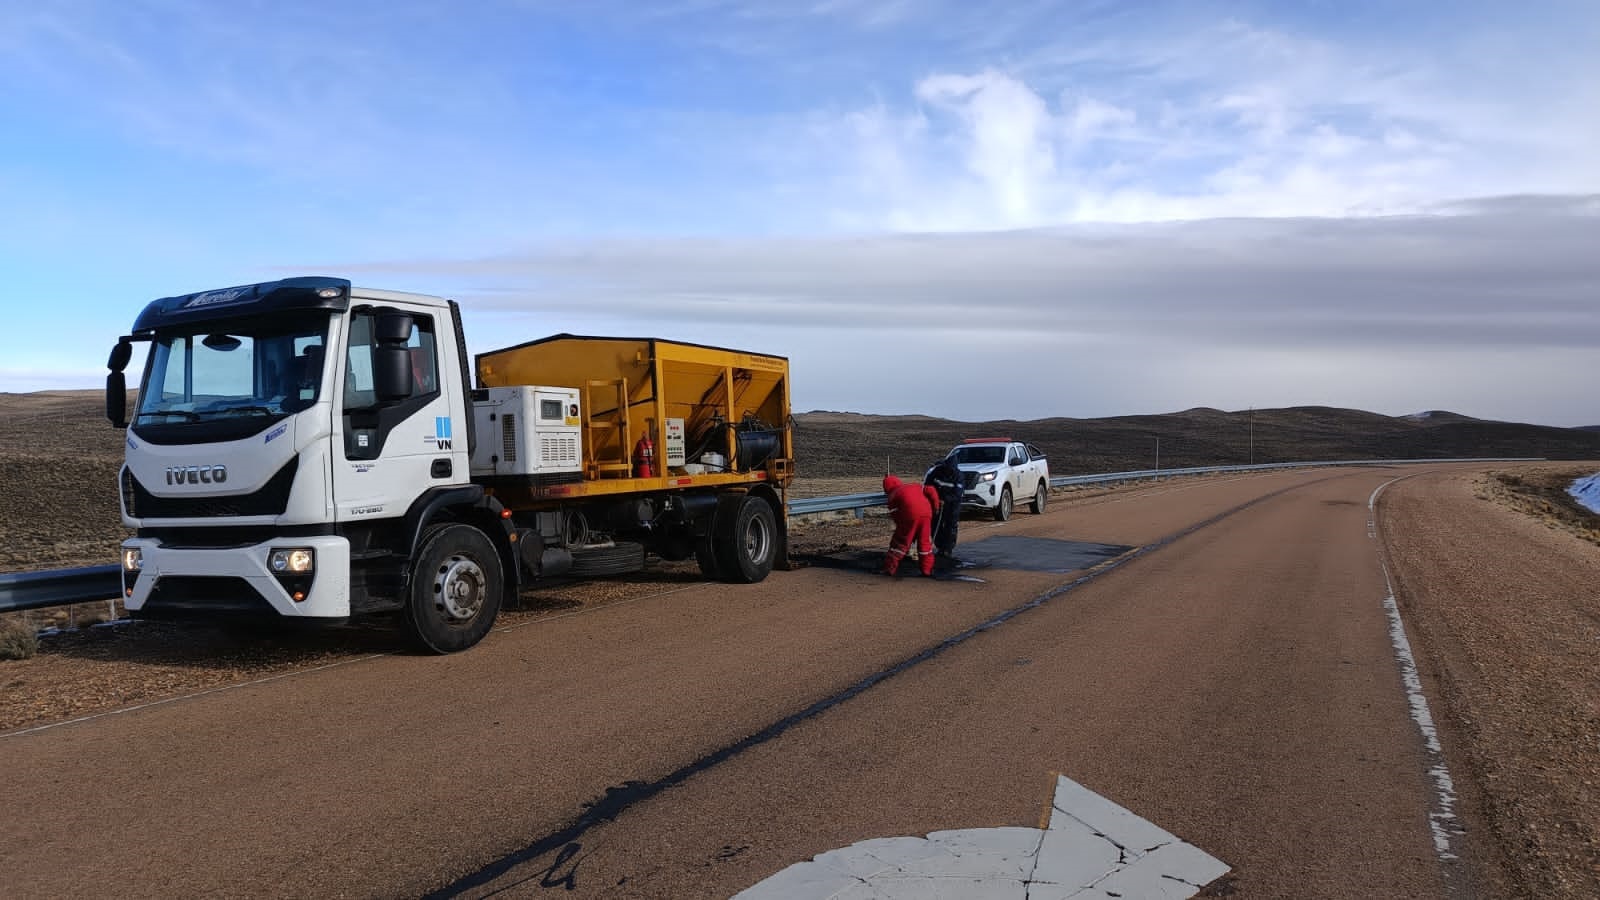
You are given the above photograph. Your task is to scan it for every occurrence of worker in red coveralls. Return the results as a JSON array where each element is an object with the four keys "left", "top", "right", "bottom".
[{"left": 880, "top": 474, "right": 941, "bottom": 576}]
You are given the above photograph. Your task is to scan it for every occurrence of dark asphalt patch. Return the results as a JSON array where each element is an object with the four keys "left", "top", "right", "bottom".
[
  {"left": 793, "top": 550, "right": 989, "bottom": 582},
  {"left": 795, "top": 536, "right": 1131, "bottom": 579},
  {"left": 955, "top": 536, "right": 1133, "bottom": 573}
]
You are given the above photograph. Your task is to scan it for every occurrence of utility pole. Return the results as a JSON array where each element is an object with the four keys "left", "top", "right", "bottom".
[
  {"left": 1154, "top": 437, "right": 1160, "bottom": 479},
  {"left": 1249, "top": 406, "right": 1255, "bottom": 466}
]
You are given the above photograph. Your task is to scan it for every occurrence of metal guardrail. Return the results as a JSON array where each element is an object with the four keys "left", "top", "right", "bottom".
[
  {"left": 787, "top": 492, "right": 887, "bottom": 516},
  {"left": 0, "top": 457, "right": 1543, "bottom": 615},
  {"left": 0, "top": 565, "right": 122, "bottom": 614}
]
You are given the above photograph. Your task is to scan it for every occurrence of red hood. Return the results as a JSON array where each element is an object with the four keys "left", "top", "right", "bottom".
[{"left": 882, "top": 475, "right": 903, "bottom": 493}]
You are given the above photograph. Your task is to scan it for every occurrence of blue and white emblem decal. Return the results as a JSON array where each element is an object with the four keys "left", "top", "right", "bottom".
[
  {"left": 264, "top": 423, "right": 288, "bottom": 444},
  {"left": 432, "top": 416, "right": 453, "bottom": 450}
]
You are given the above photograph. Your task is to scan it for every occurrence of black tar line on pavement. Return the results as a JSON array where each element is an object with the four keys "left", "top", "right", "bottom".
[{"left": 426, "top": 472, "right": 1348, "bottom": 898}]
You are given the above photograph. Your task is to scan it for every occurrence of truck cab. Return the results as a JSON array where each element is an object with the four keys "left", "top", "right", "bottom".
[
  {"left": 946, "top": 438, "right": 1050, "bottom": 521},
  {"left": 109, "top": 278, "right": 514, "bottom": 651}
]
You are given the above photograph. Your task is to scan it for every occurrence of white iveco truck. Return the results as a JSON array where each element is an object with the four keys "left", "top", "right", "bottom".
[{"left": 106, "top": 277, "right": 794, "bottom": 652}]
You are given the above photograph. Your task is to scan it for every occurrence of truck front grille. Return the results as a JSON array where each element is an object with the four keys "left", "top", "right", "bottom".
[
  {"left": 123, "top": 457, "right": 299, "bottom": 519},
  {"left": 963, "top": 471, "right": 979, "bottom": 489}
]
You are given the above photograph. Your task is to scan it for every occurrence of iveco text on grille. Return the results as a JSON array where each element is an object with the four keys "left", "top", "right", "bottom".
[{"left": 165, "top": 465, "right": 227, "bottom": 485}]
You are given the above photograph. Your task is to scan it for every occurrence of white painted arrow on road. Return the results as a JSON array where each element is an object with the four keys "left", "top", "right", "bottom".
[{"left": 735, "top": 774, "right": 1229, "bottom": 899}]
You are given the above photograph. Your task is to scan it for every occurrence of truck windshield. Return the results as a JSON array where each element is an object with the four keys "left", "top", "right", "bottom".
[
  {"left": 951, "top": 446, "right": 1007, "bottom": 465},
  {"left": 135, "top": 314, "right": 330, "bottom": 429}
]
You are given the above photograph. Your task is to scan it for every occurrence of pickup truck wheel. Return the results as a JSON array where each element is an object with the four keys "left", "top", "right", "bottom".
[
  {"left": 994, "top": 485, "right": 1013, "bottom": 521},
  {"left": 403, "top": 523, "right": 503, "bottom": 654},
  {"left": 715, "top": 495, "right": 777, "bottom": 584},
  {"left": 1031, "top": 481, "right": 1047, "bottom": 514}
]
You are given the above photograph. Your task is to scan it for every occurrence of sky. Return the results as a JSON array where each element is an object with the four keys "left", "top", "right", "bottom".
[{"left": 1, "top": 0, "right": 1597, "bottom": 426}]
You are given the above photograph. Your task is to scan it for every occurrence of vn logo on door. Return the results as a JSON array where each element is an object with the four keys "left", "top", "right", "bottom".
[{"left": 432, "top": 417, "right": 453, "bottom": 450}]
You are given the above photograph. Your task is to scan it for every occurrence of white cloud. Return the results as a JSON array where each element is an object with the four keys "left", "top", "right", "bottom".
[
  {"left": 915, "top": 70, "right": 1058, "bottom": 226},
  {"left": 788, "top": 12, "right": 1600, "bottom": 230},
  {"left": 1064, "top": 97, "right": 1135, "bottom": 143}
]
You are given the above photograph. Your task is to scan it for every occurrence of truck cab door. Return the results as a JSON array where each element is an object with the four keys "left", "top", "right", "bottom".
[{"left": 331, "top": 304, "right": 466, "bottom": 521}]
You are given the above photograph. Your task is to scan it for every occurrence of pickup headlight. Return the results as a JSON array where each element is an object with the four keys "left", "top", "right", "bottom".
[
  {"left": 121, "top": 547, "right": 143, "bottom": 572},
  {"left": 977, "top": 471, "right": 997, "bottom": 482}
]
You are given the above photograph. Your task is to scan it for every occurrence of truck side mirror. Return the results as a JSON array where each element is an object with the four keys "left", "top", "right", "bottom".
[
  {"left": 106, "top": 370, "right": 127, "bottom": 427},
  {"left": 376, "top": 309, "right": 414, "bottom": 343},
  {"left": 374, "top": 345, "right": 412, "bottom": 402},
  {"left": 373, "top": 309, "right": 414, "bottom": 403},
  {"left": 106, "top": 339, "right": 133, "bottom": 428}
]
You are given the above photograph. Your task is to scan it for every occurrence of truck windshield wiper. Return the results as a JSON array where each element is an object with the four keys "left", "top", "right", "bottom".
[
  {"left": 142, "top": 410, "right": 202, "bottom": 422},
  {"left": 216, "top": 405, "right": 276, "bottom": 416}
]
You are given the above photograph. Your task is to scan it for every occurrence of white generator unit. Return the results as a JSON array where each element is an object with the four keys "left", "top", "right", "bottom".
[{"left": 470, "top": 386, "right": 583, "bottom": 477}]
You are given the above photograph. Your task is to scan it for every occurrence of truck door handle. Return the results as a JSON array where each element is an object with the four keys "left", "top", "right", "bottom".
[{"left": 431, "top": 458, "right": 453, "bottom": 479}]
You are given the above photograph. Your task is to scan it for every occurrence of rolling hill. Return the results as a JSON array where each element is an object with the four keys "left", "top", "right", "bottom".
[{"left": 794, "top": 405, "right": 1600, "bottom": 478}]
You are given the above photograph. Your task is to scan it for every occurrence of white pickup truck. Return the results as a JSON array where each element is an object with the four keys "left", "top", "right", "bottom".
[{"left": 946, "top": 438, "right": 1050, "bottom": 521}]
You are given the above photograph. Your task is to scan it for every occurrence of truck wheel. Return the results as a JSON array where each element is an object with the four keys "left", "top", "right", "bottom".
[
  {"left": 1031, "top": 481, "right": 1047, "bottom": 514},
  {"left": 994, "top": 485, "right": 1013, "bottom": 521},
  {"left": 403, "top": 523, "right": 503, "bottom": 654},
  {"left": 569, "top": 541, "right": 646, "bottom": 577},
  {"left": 714, "top": 495, "right": 777, "bottom": 583},
  {"left": 694, "top": 537, "right": 721, "bottom": 580}
]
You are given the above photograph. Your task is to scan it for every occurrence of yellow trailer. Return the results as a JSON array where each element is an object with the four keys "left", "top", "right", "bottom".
[{"left": 471, "top": 334, "right": 793, "bottom": 583}]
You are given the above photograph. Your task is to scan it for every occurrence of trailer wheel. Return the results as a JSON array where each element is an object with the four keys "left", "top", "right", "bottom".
[
  {"left": 403, "top": 523, "right": 503, "bottom": 654},
  {"left": 569, "top": 541, "right": 646, "bottom": 577},
  {"left": 994, "top": 485, "right": 1013, "bottom": 521},
  {"left": 715, "top": 495, "right": 777, "bottom": 584},
  {"left": 1031, "top": 481, "right": 1047, "bottom": 514}
]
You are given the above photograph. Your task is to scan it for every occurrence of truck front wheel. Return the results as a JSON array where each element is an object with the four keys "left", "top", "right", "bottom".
[
  {"left": 403, "top": 523, "right": 503, "bottom": 653},
  {"left": 994, "top": 485, "right": 1013, "bottom": 521}
]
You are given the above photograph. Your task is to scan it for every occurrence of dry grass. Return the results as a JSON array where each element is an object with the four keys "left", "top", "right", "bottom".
[
  {"left": 1477, "top": 466, "right": 1600, "bottom": 547},
  {"left": 0, "top": 616, "right": 39, "bottom": 660}
]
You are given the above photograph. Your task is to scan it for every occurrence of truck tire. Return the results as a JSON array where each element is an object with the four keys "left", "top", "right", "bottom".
[
  {"left": 569, "top": 541, "right": 646, "bottom": 577},
  {"left": 994, "top": 485, "right": 1013, "bottom": 521},
  {"left": 1031, "top": 481, "right": 1047, "bottom": 514},
  {"left": 694, "top": 537, "right": 721, "bottom": 580},
  {"left": 403, "top": 523, "right": 503, "bottom": 654},
  {"left": 713, "top": 495, "right": 777, "bottom": 584}
]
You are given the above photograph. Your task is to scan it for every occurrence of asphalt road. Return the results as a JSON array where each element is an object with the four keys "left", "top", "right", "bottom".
[{"left": 2, "top": 467, "right": 1474, "bottom": 898}]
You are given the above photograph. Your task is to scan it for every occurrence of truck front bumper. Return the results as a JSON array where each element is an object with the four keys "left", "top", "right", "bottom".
[{"left": 120, "top": 535, "right": 352, "bottom": 619}]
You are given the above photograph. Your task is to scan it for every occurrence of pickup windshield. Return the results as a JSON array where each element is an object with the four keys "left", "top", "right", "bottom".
[
  {"left": 951, "top": 446, "right": 1007, "bottom": 465},
  {"left": 135, "top": 314, "right": 330, "bottom": 430}
]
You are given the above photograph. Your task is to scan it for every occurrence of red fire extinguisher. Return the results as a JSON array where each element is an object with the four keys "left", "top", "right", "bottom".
[{"left": 633, "top": 433, "right": 656, "bottom": 478}]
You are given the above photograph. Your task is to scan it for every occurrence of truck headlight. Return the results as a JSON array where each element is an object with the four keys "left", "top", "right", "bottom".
[
  {"left": 269, "top": 548, "right": 315, "bottom": 574},
  {"left": 977, "top": 471, "right": 996, "bottom": 482},
  {"left": 121, "top": 548, "right": 143, "bottom": 572}
]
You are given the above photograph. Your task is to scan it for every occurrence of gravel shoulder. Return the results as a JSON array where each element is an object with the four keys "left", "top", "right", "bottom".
[{"left": 1380, "top": 464, "right": 1600, "bottom": 898}]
